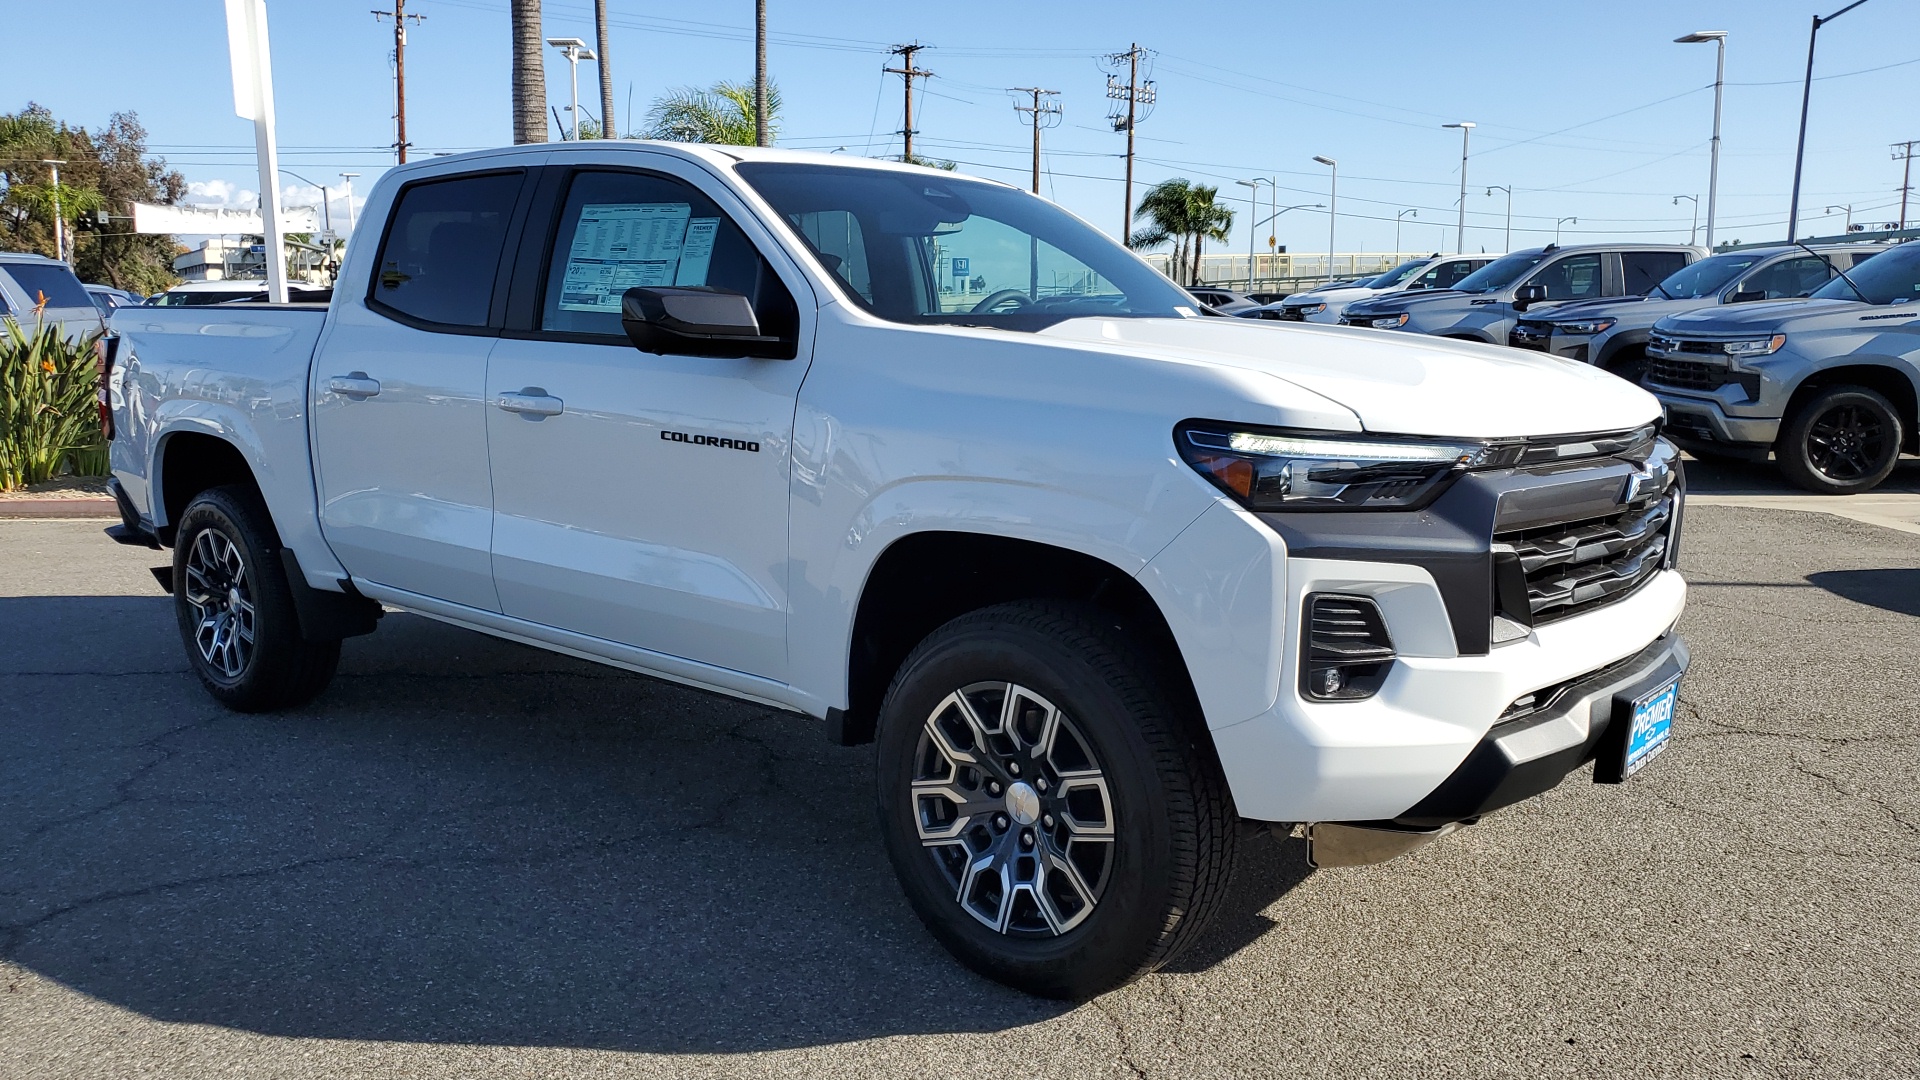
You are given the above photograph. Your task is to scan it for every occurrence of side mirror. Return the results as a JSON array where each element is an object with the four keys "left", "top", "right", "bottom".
[
  {"left": 620, "top": 286, "right": 793, "bottom": 359},
  {"left": 1512, "top": 283, "right": 1548, "bottom": 312},
  {"left": 1727, "top": 288, "right": 1765, "bottom": 304}
]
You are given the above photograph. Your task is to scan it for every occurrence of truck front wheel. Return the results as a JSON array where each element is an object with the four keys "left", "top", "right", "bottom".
[
  {"left": 172, "top": 486, "right": 340, "bottom": 711},
  {"left": 1776, "top": 385, "right": 1904, "bottom": 495},
  {"left": 874, "top": 601, "right": 1235, "bottom": 998}
]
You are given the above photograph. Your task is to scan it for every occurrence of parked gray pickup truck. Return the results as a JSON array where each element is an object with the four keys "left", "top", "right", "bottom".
[{"left": 1646, "top": 240, "right": 1920, "bottom": 494}]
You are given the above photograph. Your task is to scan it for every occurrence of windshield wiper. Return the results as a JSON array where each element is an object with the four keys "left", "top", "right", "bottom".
[
  {"left": 1797, "top": 243, "right": 1869, "bottom": 303},
  {"left": 1653, "top": 283, "right": 1673, "bottom": 299}
]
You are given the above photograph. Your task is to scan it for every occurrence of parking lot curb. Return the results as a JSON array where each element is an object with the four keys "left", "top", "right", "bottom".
[
  {"left": 0, "top": 498, "right": 118, "bottom": 520},
  {"left": 1687, "top": 494, "right": 1920, "bottom": 538}
]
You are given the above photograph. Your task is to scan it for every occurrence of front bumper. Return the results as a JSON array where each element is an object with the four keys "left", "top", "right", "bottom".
[
  {"left": 1653, "top": 391, "right": 1781, "bottom": 450},
  {"left": 1395, "top": 630, "right": 1688, "bottom": 826}
]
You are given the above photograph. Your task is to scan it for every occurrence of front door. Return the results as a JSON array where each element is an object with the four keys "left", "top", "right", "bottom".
[
  {"left": 311, "top": 167, "right": 530, "bottom": 611},
  {"left": 485, "top": 158, "right": 814, "bottom": 680}
]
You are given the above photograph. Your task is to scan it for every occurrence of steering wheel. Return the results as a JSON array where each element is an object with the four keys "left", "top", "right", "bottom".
[{"left": 970, "top": 289, "right": 1034, "bottom": 315}]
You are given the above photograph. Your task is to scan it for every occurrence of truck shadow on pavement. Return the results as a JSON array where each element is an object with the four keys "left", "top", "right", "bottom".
[
  {"left": 1806, "top": 568, "right": 1920, "bottom": 618},
  {"left": 0, "top": 598, "right": 1309, "bottom": 1053}
]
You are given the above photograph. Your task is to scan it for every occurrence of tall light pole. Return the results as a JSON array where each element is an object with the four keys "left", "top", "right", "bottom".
[
  {"left": 1788, "top": 2, "right": 1870, "bottom": 242},
  {"left": 1313, "top": 155, "right": 1336, "bottom": 281},
  {"left": 338, "top": 173, "right": 360, "bottom": 235},
  {"left": 1485, "top": 185, "right": 1512, "bottom": 251},
  {"left": 546, "top": 37, "right": 597, "bottom": 140},
  {"left": 1826, "top": 204, "right": 1854, "bottom": 233},
  {"left": 40, "top": 159, "right": 66, "bottom": 263},
  {"left": 1395, "top": 209, "right": 1417, "bottom": 254},
  {"left": 1674, "top": 194, "right": 1700, "bottom": 245},
  {"left": 1442, "top": 122, "right": 1474, "bottom": 253},
  {"left": 1556, "top": 216, "right": 1578, "bottom": 244},
  {"left": 1675, "top": 31, "right": 1726, "bottom": 248},
  {"left": 1236, "top": 177, "right": 1271, "bottom": 291}
]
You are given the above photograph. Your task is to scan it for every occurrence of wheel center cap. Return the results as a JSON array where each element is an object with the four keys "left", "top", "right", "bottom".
[{"left": 1005, "top": 781, "right": 1041, "bottom": 826}]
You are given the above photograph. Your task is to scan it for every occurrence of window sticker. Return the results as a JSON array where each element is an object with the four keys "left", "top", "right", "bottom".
[{"left": 558, "top": 202, "right": 720, "bottom": 312}]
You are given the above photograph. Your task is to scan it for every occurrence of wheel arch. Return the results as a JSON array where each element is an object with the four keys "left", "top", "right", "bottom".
[
  {"left": 1783, "top": 362, "right": 1920, "bottom": 453},
  {"left": 152, "top": 429, "right": 264, "bottom": 546},
  {"left": 1594, "top": 329, "right": 1650, "bottom": 369},
  {"left": 834, "top": 531, "right": 1202, "bottom": 750}
]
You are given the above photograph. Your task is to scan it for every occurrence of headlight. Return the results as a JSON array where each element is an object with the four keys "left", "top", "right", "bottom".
[
  {"left": 1298, "top": 303, "right": 1327, "bottom": 315},
  {"left": 1722, "top": 333, "right": 1786, "bottom": 357},
  {"left": 1553, "top": 318, "right": 1615, "bottom": 335},
  {"left": 1177, "top": 424, "right": 1504, "bottom": 511},
  {"left": 1369, "top": 313, "right": 1409, "bottom": 329}
]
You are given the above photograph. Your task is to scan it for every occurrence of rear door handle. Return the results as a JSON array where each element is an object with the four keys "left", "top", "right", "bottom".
[
  {"left": 496, "top": 389, "right": 564, "bottom": 417},
  {"left": 328, "top": 373, "right": 382, "bottom": 398}
]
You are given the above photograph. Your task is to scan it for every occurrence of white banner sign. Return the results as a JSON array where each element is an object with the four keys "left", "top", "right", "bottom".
[{"left": 131, "top": 202, "right": 319, "bottom": 235}]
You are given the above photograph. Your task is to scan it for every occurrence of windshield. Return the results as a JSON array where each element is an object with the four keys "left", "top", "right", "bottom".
[
  {"left": 1656, "top": 252, "right": 1765, "bottom": 299},
  {"left": 1811, "top": 243, "right": 1920, "bottom": 305},
  {"left": 736, "top": 163, "right": 1192, "bottom": 329},
  {"left": 1452, "top": 250, "right": 1548, "bottom": 293},
  {"left": 1363, "top": 259, "right": 1430, "bottom": 289}
]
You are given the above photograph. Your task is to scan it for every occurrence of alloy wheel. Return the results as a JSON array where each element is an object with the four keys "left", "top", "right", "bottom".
[
  {"left": 1805, "top": 403, "right": 1891, "bottom": 482},
  {"left": 911, "top": 681, "right": 1116, "bottom": 937},
  {"left": 182, "top": 528, "right": 255, "bottom": 678}
]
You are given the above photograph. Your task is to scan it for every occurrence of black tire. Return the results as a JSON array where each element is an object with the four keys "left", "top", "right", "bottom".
[
  {"left": 172, "top": 485, "right": 340, "bottom": 711},
  {"left": 874, "top": 601, "right": 1235, "bottom": 999},
  {"left": 1776, "top": 385, "right": 1905, "bottom": 495}
]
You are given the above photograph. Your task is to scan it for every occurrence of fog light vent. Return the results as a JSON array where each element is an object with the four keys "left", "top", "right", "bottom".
[{"left": 1302, "top": 593, "right": 1396, "bottom": 701}]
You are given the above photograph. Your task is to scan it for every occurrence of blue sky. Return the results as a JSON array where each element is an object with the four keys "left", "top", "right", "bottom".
[{"left": 7, "top": 1, "right": 1917, "bottom": 255}]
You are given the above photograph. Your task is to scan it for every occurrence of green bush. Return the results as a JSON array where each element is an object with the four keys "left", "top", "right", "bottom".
[{"left": 0, "top": 315, "right": 107, "bottom": 491}]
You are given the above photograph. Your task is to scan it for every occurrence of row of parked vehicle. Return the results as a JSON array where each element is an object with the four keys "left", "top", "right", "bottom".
[
  {"left": 0, "top": 252, "right": 332, "bottom": 342},
  {"left": 1196, "top": 238, "right": 1919, "bottom": 495}
]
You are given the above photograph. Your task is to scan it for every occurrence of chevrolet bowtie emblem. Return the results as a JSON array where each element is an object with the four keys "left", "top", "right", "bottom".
[{"left": 1623, "top": 462, "right": 1669, "bottom": 502}]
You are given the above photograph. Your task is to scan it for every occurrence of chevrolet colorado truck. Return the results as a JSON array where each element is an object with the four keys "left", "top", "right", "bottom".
[
  {"left": 100, "top": 143, "right": 1690, "bottom": 998},
  {"left": 1646, "top": 238, "right": 1920, "bottom": 494}
]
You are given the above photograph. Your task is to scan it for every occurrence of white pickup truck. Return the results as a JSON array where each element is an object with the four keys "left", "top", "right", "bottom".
[{"left": 102, "top": 142, "right": 1689, "bottom": 998}]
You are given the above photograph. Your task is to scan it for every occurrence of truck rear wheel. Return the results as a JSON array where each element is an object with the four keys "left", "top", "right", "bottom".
[
  {"left": 1776, "top": 385, "right": 1904, "bottom": 495},
  {"left": 172, "top": 486, "right": 340, "bottom": 711},
  {"left": 874, "top": 601, "right": 1235, "bottom": 999}
]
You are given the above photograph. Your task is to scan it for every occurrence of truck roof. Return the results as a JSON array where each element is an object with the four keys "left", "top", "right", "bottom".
[{"left": 381, "top": 139, "right": 1023, "bottom": 189}]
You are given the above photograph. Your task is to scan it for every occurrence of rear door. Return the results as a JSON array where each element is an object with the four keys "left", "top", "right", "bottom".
[
  {"left": 310, "top": 166, "right": 533, "bottom": 611},
  {"left": 1620, "top": 250, "right": 1690, "bottom": 297},
  {"left": 483, "top": 154, "right": 814, "bottom": 680}
]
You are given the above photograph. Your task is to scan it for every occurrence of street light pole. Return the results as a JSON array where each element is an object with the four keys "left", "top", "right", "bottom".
[
  {"left": 1485, "top": 185, "right": 1512, "bottom": 251},
  {"left": 1442, "top": 122, "right": 1474, "bottom": 253},
  {"left": 546, "top": 37, "right": 598, "bottom": 140},
  {"left": 1236, "top": 177, "right": 1271, "bottom": 291},
  {"left": 1674, "top": 194, "right": 1700, "bottom": 245},
  {"left": 338, "top": 173, "right": 359, "bottom": 235},
  {"left": 1313, "top": 155, "right": 1336, "bottom": 282},
  {"left": 1675, "top": 32, "right": 1726, "bottom": 246},
  {"left": 1825, "top": 204, "right": 1854, "bottom": 232},
  {"left": 40, "top": 159, "right": 66, "bottom": 263},
  {"left": 1556, "top": 216, "right": 1577, "bottom": 244},
  {"left": 1396, "top": 208, "right": 1417, "bottom": 255},
  {"left": 1788, "top": 2, "right": 1870, "bottom": 242}
]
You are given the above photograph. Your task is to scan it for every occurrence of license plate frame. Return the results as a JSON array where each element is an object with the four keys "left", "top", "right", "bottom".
[{"left": 1621, "top": 677, "right": 1678, "bottom": 779}]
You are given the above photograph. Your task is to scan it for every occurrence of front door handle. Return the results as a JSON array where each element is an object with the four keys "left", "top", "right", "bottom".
[
  {"left": 328, "top": 373, "right": 381, "bottom": 398},
  {"left": 497, "top": 389, "right": 564, "bottom": 417}
]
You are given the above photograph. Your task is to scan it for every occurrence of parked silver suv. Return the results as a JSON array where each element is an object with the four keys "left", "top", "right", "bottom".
[
  {"left": 1646, "top": 240, "right": 1920, "bottom": 494},
  {"left": 1508, "top": 243, "right": 1884, "bottom": 379},
  {"left": 1340, "top": 243, "right": 1704, "bottom": 344},
  {"left": 0, "top": 253, "right": 104, "bottom": 341}
]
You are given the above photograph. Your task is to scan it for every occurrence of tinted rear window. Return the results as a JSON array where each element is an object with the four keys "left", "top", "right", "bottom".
[
  {"left": 2, "top": 262, "right": 93, "bottom": 309},
  {"left": 370, "top": 171, "right": 523, "bottom": 328}
]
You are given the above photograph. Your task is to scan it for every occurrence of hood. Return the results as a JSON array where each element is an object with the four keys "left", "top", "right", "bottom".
[
  {"left": 1288, "top": 284, "right": 1378, "bottom": 306},
  {"left": 1524, "top": 294, "right": 1709, "bottom": 323},
  {"left": 1038, "top": 316, "right": 1659, "bottom": 440},
  {"left": 1344, "top": 289, "right": 1476, "bottom": 316},
  {"left": 1657, "top": 297, "right": 1861, "bottom": 334}
]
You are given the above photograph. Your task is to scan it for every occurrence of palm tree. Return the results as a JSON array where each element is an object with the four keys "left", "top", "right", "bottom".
[
  {"left": 754, "top": 0, "right": 768, "bottom": 148},
  {"left": 1184, "top": 184, "right": 1235, "bottom": 287},
  {"left": 641, "top": 81, "right": 781, "bottom": 146},
  {"left": 511, "top": 0, "right": 547, "bottom": 144},
  {"left": 594, "top": 0, "right": 615, "bottom": 137}
]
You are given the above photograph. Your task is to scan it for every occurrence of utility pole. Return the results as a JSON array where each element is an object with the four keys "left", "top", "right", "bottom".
[
  {"left": 372, "top": 0, "right": 425, "bottom": 163},
  {"left": 1011, "top": 88, "right": 1061, "bottom": 194},
  {"left": 1105, "top": 44, "right": 1155, "bottom": 245},
  {"left": 1443, "top": 122, "right": 1474, "bottom": 253},
  {"left": 885, "top": 43, "right": 934, "bottom": 163},
  {"left": 339, "top": 173, "right": 360, "bottom": 235},
  {"left": 40, "top": 159, "right": 66, "bottom": 263},
  {"left": 1894, "top": 140, "right": 1918, "bottom": 229}
]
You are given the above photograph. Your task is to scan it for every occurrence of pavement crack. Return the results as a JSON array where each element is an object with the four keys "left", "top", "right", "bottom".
[
  {"left": 1089, "top": 998, "right": 1151, "bottom": 1079},
  {"left": 13, "top": 718, "right": 214, "bottom": 844}
]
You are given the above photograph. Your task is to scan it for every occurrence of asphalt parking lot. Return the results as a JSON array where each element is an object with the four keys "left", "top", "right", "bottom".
[{"left": 2, "top": 478, "right": 1917, "bottom": 1078}]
